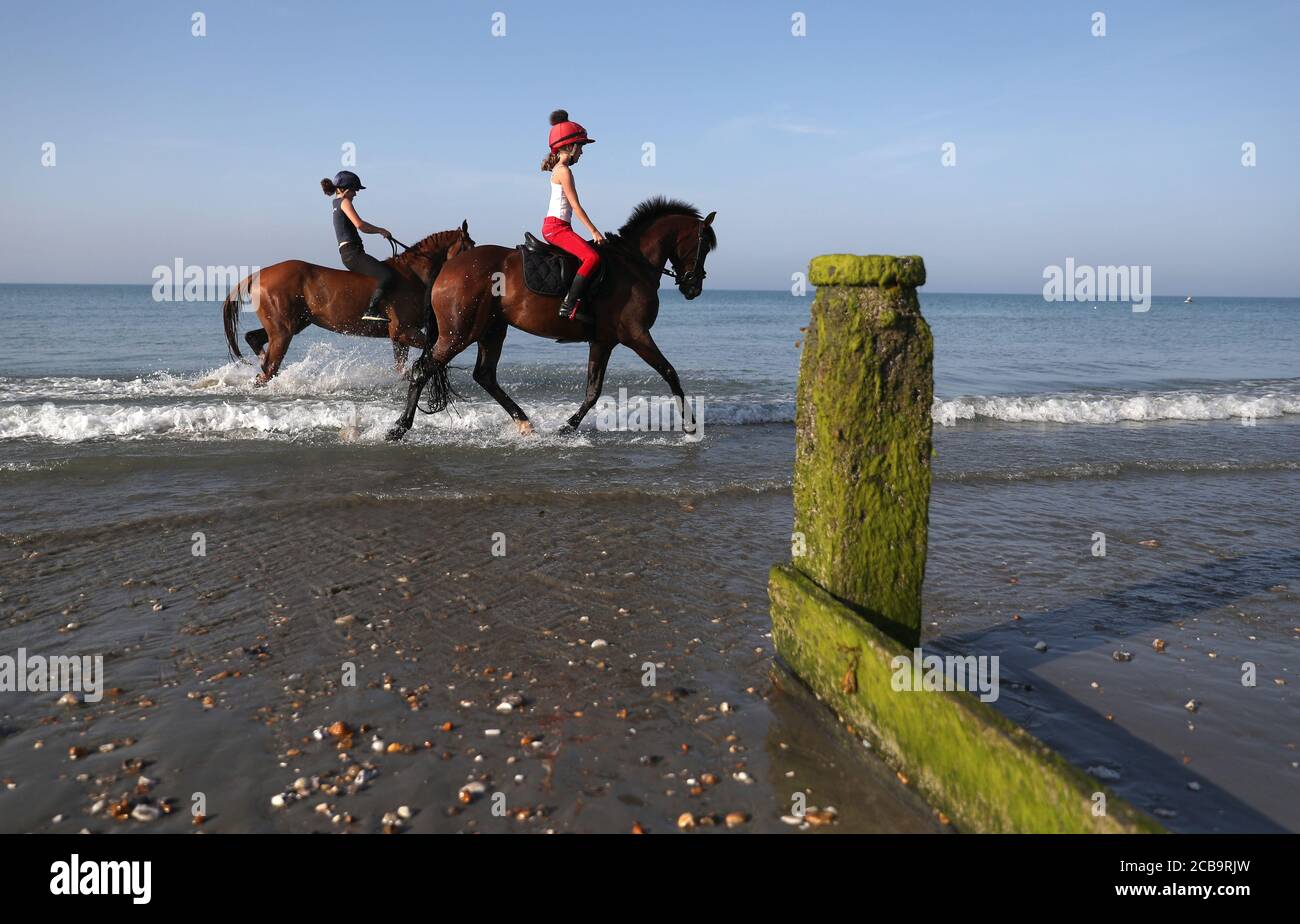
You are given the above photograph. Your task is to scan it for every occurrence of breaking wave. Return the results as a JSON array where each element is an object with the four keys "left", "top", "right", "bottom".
[{"left": 934, "top": 381, "right": 1300, "bottom": 427}]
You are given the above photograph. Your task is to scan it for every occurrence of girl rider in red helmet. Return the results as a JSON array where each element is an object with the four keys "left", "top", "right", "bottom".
[{"left": 541, "top": 110, "right": 602, "bottom": 324}]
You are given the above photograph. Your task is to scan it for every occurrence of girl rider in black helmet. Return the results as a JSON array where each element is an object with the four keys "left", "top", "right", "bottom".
[{"left": 321, "top": 170, "right": 398, "bottom": 322}]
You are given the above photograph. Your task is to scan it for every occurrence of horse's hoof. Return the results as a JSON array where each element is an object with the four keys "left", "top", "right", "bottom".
[
  {"left": 385, "top": 425, "right": 408, "bottom": 443},
  {"left": 515, "top": 420, "right": 535, "bottom": 436}
]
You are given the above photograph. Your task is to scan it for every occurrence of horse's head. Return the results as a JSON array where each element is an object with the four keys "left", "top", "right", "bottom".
[
  {"left": 396, "top": 221, "right": 475, "bottom": 282},
  {"left": 449, "top": 219, "right": 475, "bottom": 259},
  {"left": 666, "top": 210, "right": 716, "bottom": 300},
  {"left": 618, "top": 198, "right": 717, "bottom": 300}
]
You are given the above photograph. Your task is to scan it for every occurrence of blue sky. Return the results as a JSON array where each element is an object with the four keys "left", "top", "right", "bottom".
[{"left": 1, "top": 0, "right": 1297, "bottom": 293}]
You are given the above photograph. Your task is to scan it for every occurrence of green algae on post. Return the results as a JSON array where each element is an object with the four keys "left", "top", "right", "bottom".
[
  {"left": 772, "top": 252, "right": 1162, "bottom": 833},
  {"left": 769, "top": 563, "right": 1162, "bottom": 833},
  {"left": 793, "top": 256, "right": 932, "bottom": 648},
  {"left": 808, "top": 254, "right": 927, "bottom": 289}
]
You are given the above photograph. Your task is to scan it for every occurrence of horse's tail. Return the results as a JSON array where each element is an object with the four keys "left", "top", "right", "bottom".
[
  {"left": 222, "top": 273, "right": 255, "bottom": 361},
  {"left": 418, "top": 362, "right": 457, "bottom": 415}
]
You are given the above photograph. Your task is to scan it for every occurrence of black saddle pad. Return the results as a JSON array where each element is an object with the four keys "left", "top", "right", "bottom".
[{"left": 517, "top": 232, "right": 605, "bottom": 297}]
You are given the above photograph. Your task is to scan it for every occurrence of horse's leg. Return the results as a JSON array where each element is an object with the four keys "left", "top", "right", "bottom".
[
  {"left": 245, "top": 328, "right": 269, "bottom": 367},
  {"left": 386, "top": 335, "right": 468, "bottom": 441},
  {"left": 392, "top": 341, "right": 410, "bottom": 378},
  {"left": 624, "top": 331, "right": 696, "bottom": 435},
  {"left": 472, "top": 320, "right": 532, "bottom": 434},
  {"left": 254, "top": 330, "right": 293, "bottom": 386},
  {"left": 391, "top": 323, "right": 429, "bottom": 380},
  {"left": 559, "top": 340, "right": 614, "bottom": 433},
  {"left": 253, "top": 304, "right": 308, "bottom": 386}
]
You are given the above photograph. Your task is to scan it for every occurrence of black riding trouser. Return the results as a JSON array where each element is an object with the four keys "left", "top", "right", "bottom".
[{"left": 340, "top": 244, "right": 399, "bottom": 305}]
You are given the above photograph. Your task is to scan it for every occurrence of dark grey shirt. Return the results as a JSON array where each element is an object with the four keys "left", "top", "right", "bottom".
[{"left": 332, "top": 196, "right": 363, "bottom": 250}]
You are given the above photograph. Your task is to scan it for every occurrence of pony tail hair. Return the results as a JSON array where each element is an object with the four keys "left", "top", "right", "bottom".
[
  {"left": 549, "top": 109, "right": 568, "bottom": 125},
  {"left": 541, "top": 151, "right": 560, "bottom": 172},
  {"left": 320, "top": 178, "right": 337, "bottom": 195}
]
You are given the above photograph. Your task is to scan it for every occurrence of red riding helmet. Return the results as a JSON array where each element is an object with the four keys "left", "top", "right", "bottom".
[{"left": 548, "top": 109, "right": 595, "bottom": 152}]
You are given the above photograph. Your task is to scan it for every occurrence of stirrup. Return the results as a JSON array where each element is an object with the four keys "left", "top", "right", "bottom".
[{"left": 562, "top": 303, "right": 592, "bottom": 324}]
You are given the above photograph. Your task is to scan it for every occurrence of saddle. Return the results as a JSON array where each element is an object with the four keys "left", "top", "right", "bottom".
[{"left": 517, "top": 232, "right": 606, "bottom": 298}]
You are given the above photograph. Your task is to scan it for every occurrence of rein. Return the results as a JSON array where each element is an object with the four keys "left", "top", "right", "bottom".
[{"left": 388, "top": 237, "right": 411, "bottom": 257}]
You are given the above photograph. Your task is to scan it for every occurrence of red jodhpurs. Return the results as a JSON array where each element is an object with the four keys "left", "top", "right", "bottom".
[{"left": 542, "top": 217, "right": 601, "bottom": 277}]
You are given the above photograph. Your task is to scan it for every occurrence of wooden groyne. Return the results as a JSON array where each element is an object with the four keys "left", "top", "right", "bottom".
[{"left": 769, "top": 254, "right": 1161, "bottom": 833}]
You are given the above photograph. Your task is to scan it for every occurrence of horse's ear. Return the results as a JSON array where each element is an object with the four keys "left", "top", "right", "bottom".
[
  {"left": 703, "top": 211, "right": 716, "bottom": 227},
  {"left": 461, "top": 219, "right": 469, "bottom": 233}
]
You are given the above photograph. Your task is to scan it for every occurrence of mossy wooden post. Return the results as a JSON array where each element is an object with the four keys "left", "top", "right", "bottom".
[
  {"left": 770, "top": 254, "right": 1160, "bottom": 833},
  {"left": 793, "top": 254, "right": 931, "bottom": 647}
]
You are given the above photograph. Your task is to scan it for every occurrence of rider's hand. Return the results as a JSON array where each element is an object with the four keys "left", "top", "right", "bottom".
[{"left": 592, "top": 231, "right": 606, "bottom": 245}]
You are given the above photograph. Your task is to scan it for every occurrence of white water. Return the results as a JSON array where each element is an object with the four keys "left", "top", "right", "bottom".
[{"left": 933, "top": 386, "right": 1300, "bottom": 427}]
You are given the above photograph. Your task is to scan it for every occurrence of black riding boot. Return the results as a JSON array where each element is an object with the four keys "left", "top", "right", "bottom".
[
  {"left": 558, "top": 273, "right": 593, "bottom": 324},
  {"left": 360, "top": 278, "right": 394, "bottom": 322}
]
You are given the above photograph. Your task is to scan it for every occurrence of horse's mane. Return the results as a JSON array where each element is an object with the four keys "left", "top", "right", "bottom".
[
  {"left": 385, "top": 228, "right": 462, "bottom": 273},
  {"left": 616, "top": 197, "right": 717, "bottom": 252}
]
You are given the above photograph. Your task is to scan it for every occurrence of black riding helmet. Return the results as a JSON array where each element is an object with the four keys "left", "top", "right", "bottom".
[{"left": 333, "top": 170, "right": 365, "bottom": 191}]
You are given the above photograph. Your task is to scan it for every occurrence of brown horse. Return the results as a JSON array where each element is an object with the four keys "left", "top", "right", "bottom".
[
  {"left": 386, "top": 198, "right": 716, "bottom": 442},
  {"left": 222, "top": 222, "right": 474, "bottom": 384}
]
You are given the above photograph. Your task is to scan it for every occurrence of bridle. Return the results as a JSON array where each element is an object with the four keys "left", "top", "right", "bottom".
[{"left": 661, "top": 219, "right": 709, "bottom": 291}]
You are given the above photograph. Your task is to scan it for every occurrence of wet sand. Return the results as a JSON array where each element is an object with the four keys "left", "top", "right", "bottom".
[
  {"left": 2, "top": 425, "right": 1295, "bottom": 833},
  {"left": 0, "top": 490, "right": 942, "bottom": 834}
]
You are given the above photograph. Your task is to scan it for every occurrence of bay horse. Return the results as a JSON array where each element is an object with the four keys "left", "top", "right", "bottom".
[
  {"left": 221, "top": 222, "right": 474, "bottom": 384},
  {"left": 385, "top": 198, "right": 716, "bottom": 441}
]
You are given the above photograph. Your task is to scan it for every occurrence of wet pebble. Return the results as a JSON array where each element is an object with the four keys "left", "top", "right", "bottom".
[
  {"left": 130, "top": 804, "right": 160, "bottom": 823},
  {"left": 381, "top": 811, "right": 406, "bottom": 833}
]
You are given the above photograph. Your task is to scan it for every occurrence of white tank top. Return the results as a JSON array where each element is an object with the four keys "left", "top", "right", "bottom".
[{"left": 546, "top": 179, "right": 572, "bottom": 223}]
